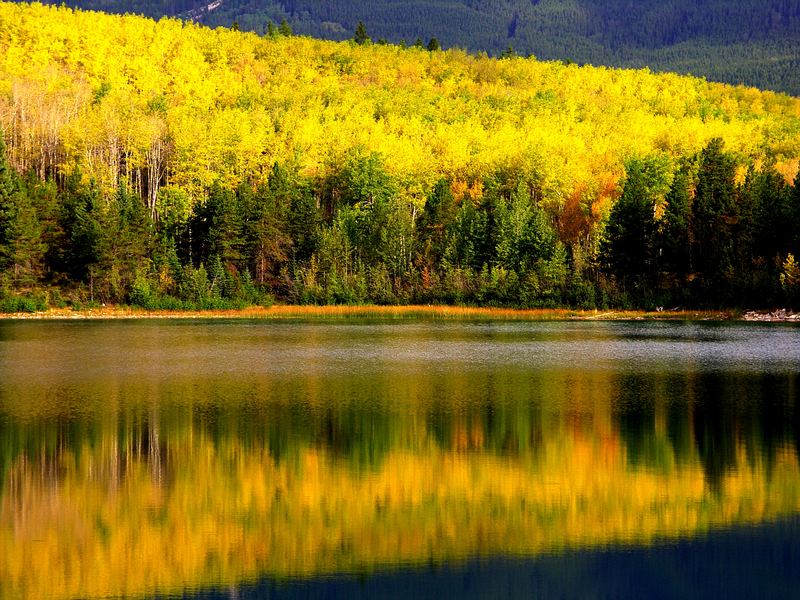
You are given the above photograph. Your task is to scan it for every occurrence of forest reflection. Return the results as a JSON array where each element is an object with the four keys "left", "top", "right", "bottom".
[{"left": 1, "top": 365, "right": 799, "bottom": 599}]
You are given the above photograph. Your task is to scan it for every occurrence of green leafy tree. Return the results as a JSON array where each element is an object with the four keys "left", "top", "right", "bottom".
[
  {"left": 99, "top": 182, "right": 152, "bottom": 301},
  {"left": 190, "top": 182, "right": 245, "bottom": 269},
  {"left": 445, "top": 198, "right": 489, "bottom": 272},
  {"left": 53, "top": 171, "right": 104, "bottom": 291},
  {"left": 288, "top": 186, "right": 321, "bottom": 264},
  {"left": 242, "top": 165, "right": 293, "bottom": 287}
]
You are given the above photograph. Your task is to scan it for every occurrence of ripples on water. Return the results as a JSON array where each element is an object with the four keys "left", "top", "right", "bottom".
[{"left": 0, "top": 320, "right": 799, "bottom": 598}]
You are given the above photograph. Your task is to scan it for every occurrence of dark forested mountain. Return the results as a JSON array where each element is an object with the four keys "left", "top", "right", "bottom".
[{"left": 20, "top": 0, "right": 800, "bottom": 95}]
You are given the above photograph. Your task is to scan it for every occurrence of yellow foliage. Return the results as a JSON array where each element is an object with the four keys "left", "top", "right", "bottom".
[
  {"left": 1, "top": 399, "right": 798, "bottom": 599},
  {"left": 0, "top": 1, "right": 798, "bottom": 210}
]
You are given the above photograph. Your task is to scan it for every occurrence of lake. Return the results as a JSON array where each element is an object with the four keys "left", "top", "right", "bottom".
[{"left": 1, "top": 319, "right": 799, "bottom": 598}]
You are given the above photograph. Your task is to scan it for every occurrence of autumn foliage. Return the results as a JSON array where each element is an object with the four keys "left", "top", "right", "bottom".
[{"left": 0, "top": 2, "right": 799, "bottom": 308}]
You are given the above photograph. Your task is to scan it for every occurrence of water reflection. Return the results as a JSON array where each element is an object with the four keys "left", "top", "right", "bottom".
[
  {"left": 192, "top": 517, "right": 800, "bottom": 600},
  {"left": 0, "top": 321, "right": 799, "bottom": 599}
]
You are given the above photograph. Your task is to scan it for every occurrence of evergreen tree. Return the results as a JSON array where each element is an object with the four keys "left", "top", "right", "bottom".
[
  {"left": 278, "top": 18, "right": 292, "bottom": 36},
  {"left": 494, "top": 182, "right": 556, "bottom": 273},
  {"left": 4, "top": 189, "right": 45, "bottom": 289},
  {"left": 0, "top": 134, "right": 19, "bottom": 277},
  {"left": 418, "top": 179, "right": 457, "bottom": 268},
  {"left": 692, "top": 138, "right": 738, "bottom": 300},
  {"left": 0, "top": 136, "right": 45, "bottom": 288},
  {"left": 601, "top": 159, "right": 658, "bottom": 294},
  {"left": 190, "top": 182, "right": 245, "bottom": 270},
  {"left": 500, "top": 45, "right": 516, "bottom": 59},
  {"left": 353, "top": 21, "right": 369, "bottom": 45},
  {"left": 659, "top": 167, "right": 692, "bottom": 285},
  {"left": 445, "top": 198, "right": 489, "bottom": 272},
  {"left": 51, "top": 174, "right": 106, "bottom": 300},
  {"left": 737, "top": 163, "right": 790, "bottom": 300},
  {"left": 288, "top": 186, "right": 320, "bottom": 264},
  {"left": 427, "top": 37, "right": 441, "bottom": 52},
  {"left": 789, "top": 171, "right": 800, "bottom": 257},
  {"left": 100, "top": 182, "right": 152, "bottom": 301},
  {"left": 242, "top": 166, "right": 292, "bottom": 287}
]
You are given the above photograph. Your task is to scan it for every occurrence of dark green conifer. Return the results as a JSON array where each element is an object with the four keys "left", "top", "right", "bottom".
[
  {"left": 691, "top": 138, "right": 738, "bottom": 297},
  {"left": 353, "top": 21, "right": 370, "bottom": 45},
  {"left": 278, "top": 19, "right": 292, "bottom": 36},
  {"left": 602, "top": 159, "right": 658, "bottom": 293}
]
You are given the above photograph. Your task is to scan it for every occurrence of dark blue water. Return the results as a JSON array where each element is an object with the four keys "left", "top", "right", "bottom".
[{"left": 191, "top": 517, "right": 800, "bottom": 600}]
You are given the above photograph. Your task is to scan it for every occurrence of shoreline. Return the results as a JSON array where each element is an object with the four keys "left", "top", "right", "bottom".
[{"left": 0, "top": 304, "right": 751, "bottom": 321}]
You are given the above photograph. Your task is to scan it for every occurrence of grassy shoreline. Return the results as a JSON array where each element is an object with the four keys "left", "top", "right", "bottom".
[{"left": 0, "top": 304, "right": 739, "bottom": 321}]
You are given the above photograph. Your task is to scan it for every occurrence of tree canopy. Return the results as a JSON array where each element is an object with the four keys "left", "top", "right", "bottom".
[
  {"left": 22, "top": 0, "right": 800, "bottom": 95},
  {"left": 0, "top": 2, "right": 799, "bottom": 310}
]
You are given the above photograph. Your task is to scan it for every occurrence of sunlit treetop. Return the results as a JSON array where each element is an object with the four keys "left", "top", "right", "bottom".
[{"left": 0, "top": 0, "right": 798, "bottom": 216}]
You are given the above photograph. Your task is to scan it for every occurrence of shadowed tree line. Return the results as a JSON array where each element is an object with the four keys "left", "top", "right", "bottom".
[
  {"left": 602, "top": 139, "right": 800, "bottom": 308},
  {"left": 1, "top": 136, "right": 800, "bottom": 311}
]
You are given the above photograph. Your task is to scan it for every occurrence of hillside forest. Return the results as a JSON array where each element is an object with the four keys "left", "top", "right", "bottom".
[
  {"left": 1, "top": 2, "right": 800, "bottom": 311},
  {"left": 21, "top": 0, "right": 800, "bottom": 96}
]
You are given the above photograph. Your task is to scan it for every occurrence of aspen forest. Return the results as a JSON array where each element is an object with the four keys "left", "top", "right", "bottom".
[
  {"left": 1, "top": 1, "right": 800, "bottom": 311},
  {"left": 23, "top": 0, "right": 800, "bottom": 96}
]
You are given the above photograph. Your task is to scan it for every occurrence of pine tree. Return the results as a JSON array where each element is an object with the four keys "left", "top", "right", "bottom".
[
  {"left": 418, "top": 179, "right": 456, "bottom": 267},
  {"left": 6, "top": 190, "right": 44, "bottom": 288},
  {"left": 736, "top": 163, "right": 790, "bottom": 301},
  {"left": 241, "top": 168, "right": 292, "bottom": 287},
  {"left": 278, "top": 19, "right": 292, "bottom": 36},
  {"left": 692, "top": 138, "right": 738, "bottom": 299},
  {"left": 0, "top": 135, "right": 44, "bottom": 288},
  {"left": 353, "top": 21, "right": 370, "bottom": 45},
  {"left": 790, "top": 171, "right": 800, "bottom": 256},
  {"left": 659, "top": 168, "right": 692, "bottom": 284},
  {"left": 101, "top": 182, "right": 152, "bottom": 301},
  {"left": 601, "top": 159, "right": 658, "bottom": 294},
  {"left": 0, "top": 134, "right": 19, "bottom": 271}
]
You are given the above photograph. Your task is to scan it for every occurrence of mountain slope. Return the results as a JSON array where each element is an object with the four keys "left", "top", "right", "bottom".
[
  {"left": 0, "top": 2, "right": 799, "bottom": 309},
  {"left": 20, "top": 0, "right": 800, "bottom": 95},
  {"left": 2, "top": 1, "right": 798, "bottom": 205}
]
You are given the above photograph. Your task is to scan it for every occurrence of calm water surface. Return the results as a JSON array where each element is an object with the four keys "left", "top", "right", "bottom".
[{"left": 1, "top": 320, "right": 799, "bottom": 598}]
